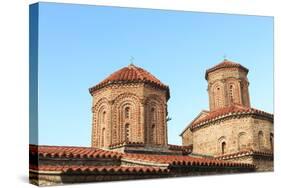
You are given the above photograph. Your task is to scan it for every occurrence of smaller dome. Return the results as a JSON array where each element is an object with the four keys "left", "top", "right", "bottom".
[
  {"left": 90, "top": 64, "right": 169, "bottom": 96},
  {"left": 205, "top": 59, "right": 248, "bottom": 80}
]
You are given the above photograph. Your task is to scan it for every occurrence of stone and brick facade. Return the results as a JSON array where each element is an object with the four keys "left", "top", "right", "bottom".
[
  {"left": 181, "top": 59, "right": 274, "bottom": 171},
  {"left": 30, "top": 61, "right": 273, "bottom": 186},
  {"left": 89, "top": 64, "right": 170, "bottom": 153},
  {"left": 205, "top": 60, "right": 250, "bottom": 110}
]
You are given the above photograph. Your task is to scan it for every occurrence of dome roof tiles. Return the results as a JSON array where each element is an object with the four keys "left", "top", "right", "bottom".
[
  {"left": 90, "top": 64, "right": 169, "bottom": 94},
  {"left": 205, "top": 59, "right": 249, "bottom": 79}
]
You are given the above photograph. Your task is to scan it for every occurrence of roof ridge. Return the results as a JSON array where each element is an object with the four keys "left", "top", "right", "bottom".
[
  {"left": 191, "top": 105, "right": 273, "bottom": 130},
  {"left": 130, "top": 64, "right": 145, "bottom": 80},
  {"left": 137, "top": 66, "right": 163, "bottom": 83}
]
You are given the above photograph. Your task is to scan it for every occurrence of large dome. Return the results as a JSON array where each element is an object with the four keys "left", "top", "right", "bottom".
[{"left": 89, "top": 64, "right": 169, "bottom": 95}]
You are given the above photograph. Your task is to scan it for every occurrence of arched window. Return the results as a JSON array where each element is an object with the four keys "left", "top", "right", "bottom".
[
  {"left": 98, "top": 108, "right": 106, "bottom": 125},
  {"left": 216, "top": 87, "right": 221, "bottom": 107},
  {"left": 125, "top": 123, "right": 130, "bottom": 142},
  {"left": 102, "top": 111, "right": 106, "bottom": 124},
  {"left": 151, "top": 124, "right": 156, "bottom": 144},
  {"left": 101, "top": 128, "right": 105, "bottom": 147},
  {"left": 221, "top": 142, "right": 226, "bottom": 154},
  {"left": 229, "top": 84, "right": 234, "bottom": 103},
  {"left": 214, "top": 85, "right": 222, "bottom": 108},
  {"left": 125, "top": 107, "right": 130, "bottom": 119},
  {"left": 258, "top": 131, "right": 264, "bottom": 150},
  {"left": 238, "top": 132, "right": 247, "bottom": 151},
  {"left": 270, "top": 133, "right": 274, "bottom": 151},
  {"left": 218, "top": 136, "right": 226, "bottom": 154},
  {"left": 151, "top": 107, "right": 156, "bottom": 121}
]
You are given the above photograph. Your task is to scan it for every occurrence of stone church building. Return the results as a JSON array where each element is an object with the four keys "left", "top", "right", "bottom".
[
  {"left": 180, "top": 59, "right": 273, "bottom": 171},
  {"left": 30, "top": 60, "right": 273, "bottom": 186}
]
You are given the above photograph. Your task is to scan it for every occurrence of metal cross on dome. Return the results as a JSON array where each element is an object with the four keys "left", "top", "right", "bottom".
[
  {"left": 223, "top": 54, "right": 227, "bottom": 61},
  {"left": 130, "top": 56, "right": 135, "bottom": 65}
]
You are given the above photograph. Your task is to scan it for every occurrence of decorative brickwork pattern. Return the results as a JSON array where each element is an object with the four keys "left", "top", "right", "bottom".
[
  {"left": 206, "top": 59, "right": 250, "bottom": 111},
  {"left": 89, "top": 64, "right": 169, "bottom": 150},
  {"left": 181, "top": 59, "right": 273, "bottom": 171}
]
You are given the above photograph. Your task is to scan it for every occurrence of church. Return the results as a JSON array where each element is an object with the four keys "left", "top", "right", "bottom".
[
  {"left": 180, "top": 59, "right": 273, "bottom": 171},
  {"left": 29, "top": 59, "right": 273, "bottom": 186}
]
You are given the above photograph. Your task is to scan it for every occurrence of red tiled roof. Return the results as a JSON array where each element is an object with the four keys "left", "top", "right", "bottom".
[
  {"left": 122, "top": 153, "right": 254, "bottom": 168},
  {"left": 214, "top": 149, "right": 273, "bottom": 160},
  {"left": 191, "top": 105, "right": 273, "bottom": 130},
  {"left": 30, "top": 145, "right": 255, "bottom": 171},
  {"left": 205, "top": 59, "right": 249, "bottom": 79},
  {"left": 89, "top": 64, "right": 169, "bottom": 94},
  {"left": 30, "top": 144, "right": 123, "bottom": 159},
  {"left": 30, "top": 165, "right": 168, "bottom": 174},
  {"left": 180, "top": 110, "right": 210, "bottom": 136}
]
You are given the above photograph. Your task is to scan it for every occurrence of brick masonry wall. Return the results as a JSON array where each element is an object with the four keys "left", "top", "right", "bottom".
[
  {"left": 251, "top": 117, "right": 274, "bottom": 152},
  {"left": 182, "top": 128, "right": 192, "bottom": 146},
  {"left": 252, "top": 158, "right": 273, "bottom": 172},
  {"left": 207, "top": 68, "right": 250, "bottom": 111},
  {"left": 192, "top": 115, "right": 273, "bottom": 156},
  {"left": 193, "top": 116, "right": 252, "bottom": 156},
  {"left": 91, "top": 83, "right": 168, "bottom": 149}
]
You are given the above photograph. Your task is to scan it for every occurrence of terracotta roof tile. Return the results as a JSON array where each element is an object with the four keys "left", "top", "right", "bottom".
[
  {"left": 30, "top": 144, "right": 123, "bottom": 159},
  {"left": 30, "top": 165, "right": 168, "bottom": 174},
  {"left": 205, "top": 59, "right": 249, "bottom": 79},
  {"left": 215, "top": 149, "right": 273, "bottom": 160},
  {"left": 122, "top": 153, "right": 255, "bottom": 168},
  {"left": 30, "top": 145, "right": 255, "bottom": 171},
  {"left": 191, "top": 104, "right": 273, "bottom": 130},
  {"left": 89, "top": 64, "right": 169, "bottom": 94}
]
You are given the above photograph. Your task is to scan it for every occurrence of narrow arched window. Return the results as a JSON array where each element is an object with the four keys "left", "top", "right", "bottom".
[
  {"left": 151, "top": 107, "right": 156, "bottom": 121},
  {"left": 258, "top": 131, "right": 264, "bottom": 150},
  {"left": 102, "top": 111, "right": 106, "bottom": 124},
  {"left": 151, "top": 124, "right": 155, "bottom": 144},
  {"left": 238, "top": 132, "right": 247, "bottom": 151},
  {"left": 221, "top": 142, "right": 226, "bottom": 154},
  {"left": 229, "top": 84, "right": 234, "bottom": 102},
  {"left": 101, "top": 128, "right": 105, "bottom": 147},
  {"left": 270, "top": 133, "right": 274, "bottom": 151},
  {"left": 214, "top": 86, "right": 222, "bottom": 108},
  {"left": 125, "top": 107, "right": 130, "bottom": 119},
  {"left": 125, "top": 123, "right": 130, "bottom": 142}
]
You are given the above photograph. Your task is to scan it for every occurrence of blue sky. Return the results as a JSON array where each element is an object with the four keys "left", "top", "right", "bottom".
[{"left": 33, "top": 2, "right": 273, "bottom": 146}]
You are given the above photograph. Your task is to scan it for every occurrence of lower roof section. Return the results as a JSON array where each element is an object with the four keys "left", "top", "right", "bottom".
[
  {"left": 29, "top": 144, "right": 256, "bottom": 186},
  {"left": 30, "top": 144, "right": 255, "bottom": 169}
]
